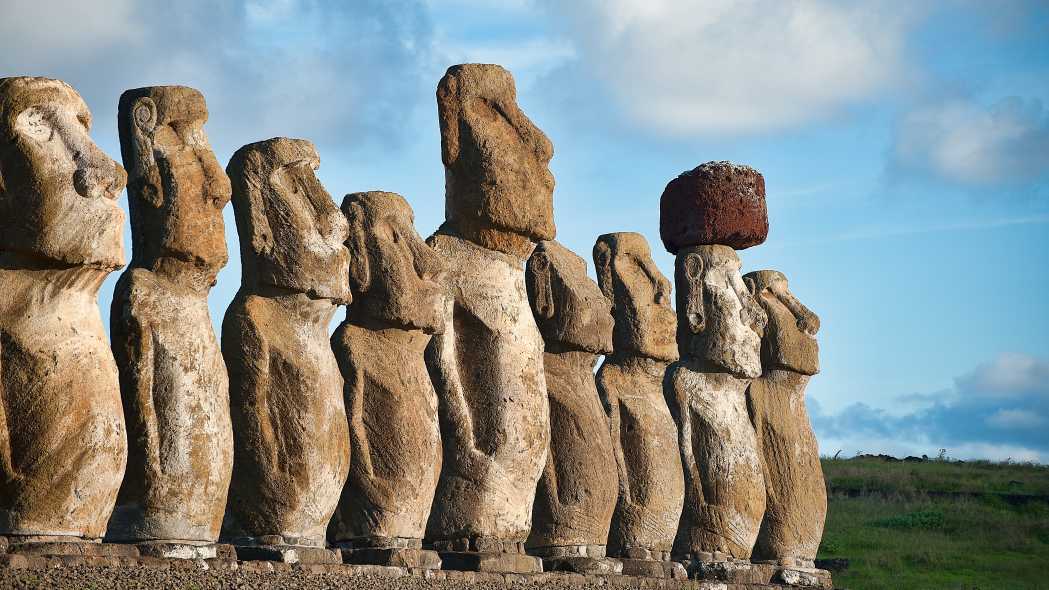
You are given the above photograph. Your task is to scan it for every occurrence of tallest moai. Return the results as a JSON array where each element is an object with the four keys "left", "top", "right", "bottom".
[
  {"left": 0, "top": 77, "right": 129, "bottom": 541},
  {"left": 425, "top": 64, "right": 554, "bottom": 574}
]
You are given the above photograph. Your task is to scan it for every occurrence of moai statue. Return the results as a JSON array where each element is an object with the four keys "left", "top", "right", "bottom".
[
  {"left": 106, "top": 86, "right": 233, "bottom": 559},
  {"left": 744, "top": 270, "right": 826, "bottom": 569},
  {"left": 524, "top": 240, "right": 621, "bottom": 575},
  {"left": 660, "top": 162, "right": 769, "bottom": 571},
  {"left": 221, "top": 138, "right": 351, "bottom": 564},
  {"left": 424, "top": 64, "right": 554, "bottom": 574},
  {"left": 0, "top": 77, "right": 129, "bottom": 547},
  {"left": 329, "top": 191, "right": 446, "bottom": 570},
  {"left": 593, "top": 232, "right": 687, "bottom": 580}
]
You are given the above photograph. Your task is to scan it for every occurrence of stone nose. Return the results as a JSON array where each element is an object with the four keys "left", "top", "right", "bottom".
[{"left": 73, "top": 145, "right": 127, "bottom": 201}]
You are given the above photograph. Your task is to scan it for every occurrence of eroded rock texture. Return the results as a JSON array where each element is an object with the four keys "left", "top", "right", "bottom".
[
  {"left": 666, "top": 245, "right": 767, "bottom": 561},
  {"left": 525, "top": 241, "right": 618, "bottom": 571},
  {"left": 0, "top": 77, "right": 128, "bottom": 540},
  {"left": 659, "top": 162, "right": 768, "bottom": 254},
  {"left": 592, "top": 233, "right": 683, "bottom": 560},
  {"left": 425, "top": 64, "right": 553, "bottom": 555},
  {"left": 222, "top": 138, "right": 351, "bottom": 548},
  {"left": 330, "top": 191, "right": 446, "bottom": 556},
  {"left": 107, "top": 86, "right": 234, "bottom": 545},
  {"left": 744, "top": 270, "right": 826, "bottom": 567}
]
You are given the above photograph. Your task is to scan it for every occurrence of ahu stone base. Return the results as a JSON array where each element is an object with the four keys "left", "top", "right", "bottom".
[
  {"left": 0, "top": 558, "right": 833, "bottom": 590},
  {"left": 341, "top": 547, "right": 442, "bottom": 569}
]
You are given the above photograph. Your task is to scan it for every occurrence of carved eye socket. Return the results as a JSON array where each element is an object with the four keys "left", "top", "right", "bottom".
[{"left": 15, "top": 107, "right": 52, "bottom": 141}]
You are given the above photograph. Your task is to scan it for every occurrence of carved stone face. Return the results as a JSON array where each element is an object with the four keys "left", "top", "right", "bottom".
[
  {"left": 342, "top": 191, "right": 447, "bottom": 334},
  {"left": 744, "top": 270, "right": 820, "bottom": 376},
  {"left": 437, "top": 64, "right": 555, "bottom": 257},
  {"left": 119, "top": 86, "right": 231, "bottom": 278},
  {"left": 527, "top": 240, "right": 613, "bottom": 355},
  {"left": 675, "top": 245, "right": 765, "bottom": 378},
  {"left": 227, "top": 137, "right": 350, "bottom": 303},
  {"left": 0, "top": 77, "right": 126, "bottom": 269},
  {"left": 593, "top": 232, "right": 677, "bottom": 362}
]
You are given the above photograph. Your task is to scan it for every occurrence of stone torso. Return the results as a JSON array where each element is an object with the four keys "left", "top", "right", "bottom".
[
  {"left": 667, "top": 361, "right": 766, "bottom": 559},
  {"left": 330, "top": 323, "right": 441, "bottom": 542},
  {"left": 222, "top": 291, "right": 350, "bottom": 545},
  {"left": 748, "top": 369, "right": 826, "bottom": 566},
  {"left": 0, "top": 268, "right": 127, "bottom": 539},
  {"left": 425, "top": 233, "right": 549, "bottom": 543},
  {"left": 108, "top": 268, "right": 233, "bottom": 542},
  {"left": 596, "top": 356, "right": 683, "bottom": 556},
  {"left": 528, "top": 350, "right": 618, "bottom": 551}
]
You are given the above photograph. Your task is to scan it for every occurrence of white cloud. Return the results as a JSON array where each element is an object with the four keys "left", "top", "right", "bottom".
[
  {"left": 543, "top": 0, "right": 923, "bottom": 136},
  {"left": 890, "top": 96, "right": 1049, "bottom": 186},
  {"left": 0, "top": 0, "right": 142, "bottom": 57},
  {"left": 956, "top": 352, "right": 1049, "bottom": 397},
  {"left": 986, "top": 409, "right": 1046, "bottom": 430}
]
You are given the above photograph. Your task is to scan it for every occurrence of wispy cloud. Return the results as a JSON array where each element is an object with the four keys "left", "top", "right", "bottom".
[
  {"left": 889, "top": 96, "right": 1049, "bottom": 188},
  {"left": 812, "top": 353, "right": 1049, "bottom": 462},
  {"left": 539, "top": 0, "right": 925, "bottom": 137}
]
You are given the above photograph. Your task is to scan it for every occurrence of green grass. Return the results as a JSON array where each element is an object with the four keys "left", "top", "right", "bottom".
[{"left": 818, "top": 457, "right": 1049, "bottom": 590}]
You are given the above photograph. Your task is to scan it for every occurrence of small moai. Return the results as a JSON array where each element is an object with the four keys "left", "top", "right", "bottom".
[
  {"left": 660, "top": 162, "right": 769, "bottom": 571},
  {"left": 424, "top": 63, "right": 554, "bottom": 574},
  {"left": 593, "top": 232, "right": 687, "bottom": 580},
  {"left": 329, "top": 191, "right": 447, "bottom": 570},
  {"left": 0, "top": 77, "right": 129, "bottom": 551},
  {"left": 221, "top": 138, "right": 351, "bottom": 564},
  {"left": 524, "top": 240, "right": 621, "bottom": 575},
  {"left": 106, "top": 86, "right": 234, "bottom": 559},
  {"left": 744, "top": 270, "right": 827, "bottom": 569}
]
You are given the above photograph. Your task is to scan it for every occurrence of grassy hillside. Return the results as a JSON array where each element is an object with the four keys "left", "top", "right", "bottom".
[{"left": 818, "top": 456, "right": 1049, "bottom": 590}]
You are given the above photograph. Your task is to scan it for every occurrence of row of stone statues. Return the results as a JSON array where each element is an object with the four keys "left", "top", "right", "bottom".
[{"left": 0, "top": 64, "right": 826, "bottom": 578}]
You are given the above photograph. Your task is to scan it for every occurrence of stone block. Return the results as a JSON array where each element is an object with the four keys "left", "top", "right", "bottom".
[
  {"left": 233, "top": 544, "right": 341, "bottom": 564},
  {"left": 438, "top": 551, "right": 544, "bottom": 573},
  {"left": 541, "top": 556, "right": 623, "bottom": 575},
  {"left": 136, "top": 541, "right": 218, "bottom": 559},
  {"left": 617, "top": 558, "right": 687, "bottom": 579},
  {"left": 342, "top": 547, "right": 441, "bottom": 569},
  {"left": 8, "top": 541, "right": 139, "bottom": 558}
]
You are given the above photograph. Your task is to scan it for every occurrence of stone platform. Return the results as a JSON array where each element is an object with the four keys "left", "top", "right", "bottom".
[{"left": 0, "top": 546, "right": 833, "bottom": 590}]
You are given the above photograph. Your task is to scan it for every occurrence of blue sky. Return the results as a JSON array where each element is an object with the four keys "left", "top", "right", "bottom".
[{"left": 3, "top": 0, "right": 1047, "bottom": 461}]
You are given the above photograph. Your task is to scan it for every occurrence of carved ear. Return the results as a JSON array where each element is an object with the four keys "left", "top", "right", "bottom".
[
  {"left": 683, "top": 252, "right": 705, "bottom": 334},
  {"left": 592, "top": 241, "right": 614, "bottom": 300},
  {"left": 529, "top": 252, "right": 555, "bottom": 320},
  {"left": 130, "top": 97, "right": 163, "bottom": 208},
  {"left": 744, "top": 275, "right": 757, "bottom": 297},
  {"left": 344, "top": 201, "right": 371, "bottom": 296}
]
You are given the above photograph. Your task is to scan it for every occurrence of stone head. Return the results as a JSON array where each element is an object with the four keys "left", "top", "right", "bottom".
[
  {"left": 342, "top": 191, "right": 447, "bottom": 334},
  {"left": 0, "top": 77, "right": 126, "bottom": 269},
  {"left": 437, "top": 64, "right": 555, "bottom": 259},
  {"left": 227, "top": 137, "right": 350, "bottom": 303},
  {"left": 527, "top": 240, "right": 613, "bottom": 355},
  {"left": 118, "top": 86, "right": 231, "bottom": 280},
  {"left": 675, "top": 245, "right": 765, "bottom": 378},
  {"left": 744, "top": 270, "right": 819, "bottom": 376},
  {"left": 593, "top": 232, "right": 677, "bottom": 362}
]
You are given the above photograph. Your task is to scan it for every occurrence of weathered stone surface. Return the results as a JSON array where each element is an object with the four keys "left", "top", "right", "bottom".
[
  {"left": 425, "top": 64, "right": 552, "bottom": 549},
  {"left": 234, "top": 544, "right": 342, "bottom": 564},
  {"left": 0, "top": 77, "right": 128, "bottom": 541},
  {"left": 341, "top": 547, "right": 442, "bottom": 569},
  {"left": 434, "top": 63, "right": 555, "bottom": 260},
  {"left": 134, "top": 542, "right": 218, "bottom": 560},
  {"left": 659, "top": 162, "right": 768, "bottom": 253},
  {"left": 8, "top": 541, "right": 139, "bottom": 558},
  {"left": 107, "top": 85, "right": 233, "bottom": 545},
  {"left": 222, "top": 138, "right": 351, "bottom": 547},
  {"left": 618, "top": 558, "right": 688, "bottom": 579},
  {"left": 525, "top": 240, "right": 617, "bottom": 557},
  {"left": 541, "top": 556, "right": 623, "bottom": 575},
  {"left": 330, "top": 191, "right": 446, "bottom": 551},
  {"left": 437, "top": 550, "right": 544, "bottom": 574},
  {"left": 666, "top": 245, "right": 767, "bottom": 560},
  {"left": 592, "top": 233, "right": 683, "bottom": 560},
  {"left": 744, "top": 270, "right": 826, "bottom": 566}
]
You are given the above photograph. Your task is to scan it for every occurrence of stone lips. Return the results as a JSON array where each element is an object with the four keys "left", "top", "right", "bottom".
[{"left": 659, "top": 161, "right": 768, "bottom": 253}]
